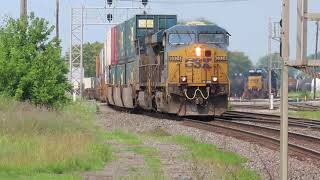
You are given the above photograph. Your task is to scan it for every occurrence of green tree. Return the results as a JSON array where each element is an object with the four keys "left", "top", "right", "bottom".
[
  {"left": 256, "top": 53, "right": 281, "bottom": 69},
  {"left": 228, "top": 51, "right": 253, "bottom": 76},
  {"left": 83, "top": 42, "right": 103, "bottom": 77},
  {"left": 0, "top": 13, "right": 70, "bottom": 107},
  {"left": 66, "top": 42, "right": 103, "bottom": 77},
  {"left": 308, "top": 51, "right": 320, "bottom": 59}
]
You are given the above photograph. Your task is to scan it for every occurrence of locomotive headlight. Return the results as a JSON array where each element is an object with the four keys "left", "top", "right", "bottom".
[
  {"left": 195, "top": 47, "right": 201, "bottom": 57},
  {"left": 212, "top": 76, "right": 218, "bottom": 82},
  {"left": 181, "top": 76, "right": 188, "bottom": 83}
]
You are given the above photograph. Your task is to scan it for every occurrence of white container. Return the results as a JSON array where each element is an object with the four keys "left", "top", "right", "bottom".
[
  {"left": 106, "top": 29, "right": 112, "bottom": 66},
  {"left": 99, "top": 48, "right": 105, "bottom": 76},
  {"left": 311, "top": 78, "right": 320, "bottom": 93},
  {"left": 83, "top": 78, "right": 93, "bottom": 89}
]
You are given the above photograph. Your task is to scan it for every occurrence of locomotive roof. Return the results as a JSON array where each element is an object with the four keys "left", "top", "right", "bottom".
[{"left": 165, "top": 25, "right": 230, "bottom": 35}]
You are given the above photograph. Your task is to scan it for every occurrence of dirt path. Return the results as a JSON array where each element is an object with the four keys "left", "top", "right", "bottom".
[{"left": 83, "top": 105, "right": 197, "bottom": 180}]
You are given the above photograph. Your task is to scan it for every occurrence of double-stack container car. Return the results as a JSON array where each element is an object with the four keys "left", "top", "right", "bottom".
[{"left": 95, "top": 14, "right": 231, "bottom": 116}]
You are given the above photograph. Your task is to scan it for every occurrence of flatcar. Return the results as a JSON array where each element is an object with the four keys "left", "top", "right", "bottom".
[{"left": 95, "top": 14, "right": 230, "bottom": 116}]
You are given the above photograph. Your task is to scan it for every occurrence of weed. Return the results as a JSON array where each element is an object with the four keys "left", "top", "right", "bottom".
[
  {"left": 289, "top": 110, "right": 320, "bottom": 120},
  {"left": 0, "top": 97, "right": 111, "bottom": 179},
  {"left": 105, "top": 130, "right": 142, "bottom": 145},
  {"left": 171, "top": 135, "right": 260, "bottom": 180}
]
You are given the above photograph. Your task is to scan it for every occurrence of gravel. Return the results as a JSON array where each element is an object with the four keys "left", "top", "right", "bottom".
[{"left": 97, "top": 104, "right": 320, "bottom": 180}]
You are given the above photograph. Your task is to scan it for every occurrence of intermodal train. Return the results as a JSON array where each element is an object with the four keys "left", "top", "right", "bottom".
[
  {"left": 230, "top": 69, "right": 278, "bottom": 99},
  {"left": 94, "top": 14, "right": 230, "bottom": 116}
]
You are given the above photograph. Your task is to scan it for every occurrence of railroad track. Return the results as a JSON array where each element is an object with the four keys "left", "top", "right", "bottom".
[
  {"left": 231, "top": 102, "right": 320, "bottom": 111},
  {"left": 222, "top": 111, "right": 320, "bottom": 129},
  {"left": 182, "top": 118, "right": 320, "bottom": 163}
]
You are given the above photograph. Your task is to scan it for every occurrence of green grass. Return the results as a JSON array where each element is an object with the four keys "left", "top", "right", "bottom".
[
  {"left": 289, "top": 110, "right": 320, "bottom": 120},
  {"left": 0, "top": 96, "right": 112, "bottom": 179},
  {"left": 105, "top": 130, "right": 142, "bottom": 145},
  {"left": 105, "top": 130, "right": 164, "bottom": 179},
  {"left": 171, "top": 135, "right": 260, "bottom": 180},
  {"left": 129, "top": 146, "right": 162, "bottom": 175},
  {"left": 288, "top": 91, "right": 320, "bottom": 100}
]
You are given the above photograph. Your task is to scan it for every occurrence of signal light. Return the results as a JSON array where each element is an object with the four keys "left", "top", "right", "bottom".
[
  {"left": 107, "top": 14, "right": 113, "bottom": 22},
  {"left": 106, "top": 0, "right": 113, "bottom": 7},
  {"left": 195, "top": 47, "right": 201, "bottom": 57},
  {"left": 142, "top": 0, "right": 148, "bottom": 6}
]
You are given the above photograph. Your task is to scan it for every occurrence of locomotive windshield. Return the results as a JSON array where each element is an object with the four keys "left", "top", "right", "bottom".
[
  {"left": 169, "top": 33, "right": 196, "bottom": 45},
  {"left": 199, "top": 34, "right": 226, "bottom": 44}
]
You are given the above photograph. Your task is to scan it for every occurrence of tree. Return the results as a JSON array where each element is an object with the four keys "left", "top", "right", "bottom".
[
  {"left": 228, "top": 51, "right": 253, "bottom": 76},
  {"left": 308, "top": 51, "right": 320, "bottom": 60},
  {"left": 66, "top": 42, "right": 103, "bottom": 77},
  {"left": 83, "top": 42, "right": 103, "bottom": 77},
  {"left": 256, "top": 53, "right": 281, "bottom": 69},
  {"left": 0, "top": 13, "right": 70, "bottom": 107}
]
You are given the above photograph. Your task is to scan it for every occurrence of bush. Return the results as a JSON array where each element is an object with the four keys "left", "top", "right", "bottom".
[{"left": 0, "top": 13, "right": 70, "bottom": 108}]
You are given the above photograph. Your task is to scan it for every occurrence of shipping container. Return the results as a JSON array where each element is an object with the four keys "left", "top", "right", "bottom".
[
  {"left": 99, "top": 48, "right": 105, "bottom": 76},
  {"left": 110, "top": 15, "right": 177, "bottom": 65},
  {"left": 84, "top": 78, "right": 94, "bottom": 89},
  {"left": 96, "top": 55, "right": 100, "bottom": 77},
  {"left": 110, "top": 66, "right": 116, "bottom": 85},
  {"left": 106, "top": 29, "right": 112, "bottom": 66},
  {"left": 111, "top": 27, "right": 118, "bottom": 65}
]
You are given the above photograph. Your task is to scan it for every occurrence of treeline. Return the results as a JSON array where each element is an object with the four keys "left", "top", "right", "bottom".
[{"left": 0, "top": 13, "right": 70, "bottom": 108}]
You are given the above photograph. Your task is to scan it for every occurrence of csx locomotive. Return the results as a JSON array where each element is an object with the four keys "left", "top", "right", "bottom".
[
  {"left": 95, "top": 14, "right": 230, "bottom": 116},
  {"left": 243, "top": 69, "right": 278, "bottom": 99}
]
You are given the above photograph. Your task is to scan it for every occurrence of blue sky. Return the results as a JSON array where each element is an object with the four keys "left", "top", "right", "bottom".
[{"left": 0, "top": 0, "right": 319, "bottom": 63}]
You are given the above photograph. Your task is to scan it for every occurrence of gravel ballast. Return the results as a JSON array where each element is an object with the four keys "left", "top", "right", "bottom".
[{"left": 97, "top": 104, "right": 320, "bottom": 180}]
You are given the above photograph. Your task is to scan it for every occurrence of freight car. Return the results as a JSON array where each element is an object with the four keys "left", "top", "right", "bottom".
[
  {"left": 243, "top": 69, "right": 278, "bottom": 99},
  {"left": 96, "top": 14, "right": 230, "bottom": 116}
]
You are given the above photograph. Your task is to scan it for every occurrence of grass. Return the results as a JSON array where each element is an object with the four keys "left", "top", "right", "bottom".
[
  {"left": 132, "top": 128, "right": 259, "bottom": 179},
  {"left": 105, "top": 130, "right": 164, "bottom": 179},
  {"left": 288, "top": 91, "right": 320, "bottom": 101},
  {"left": 289, "top": 110, "right": 320, "bottom": 120},
  {"left": 0, "top": 96, "right": 112, "bottom": 179},
  {"left": 171, "top": 135, "right": 260, "bottom": 180}
]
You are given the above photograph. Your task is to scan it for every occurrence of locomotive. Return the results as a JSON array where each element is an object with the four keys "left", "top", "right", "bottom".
[
  {"left": 243, "top": 69, "right": 278, "bottom": 99},
  {"left": 95, "top": 14, "right": 230, "bottom": 116}
]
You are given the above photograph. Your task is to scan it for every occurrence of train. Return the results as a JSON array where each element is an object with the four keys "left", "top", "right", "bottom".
[
  {"left": 230, "top": 69, "right": 278, "bottom": 99},
  {"left": 93, "top": 14, "right": 230, "bottom": 116}
]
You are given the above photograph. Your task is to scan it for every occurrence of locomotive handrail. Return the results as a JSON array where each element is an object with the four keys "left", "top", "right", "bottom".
[{"left": 184, "top": 87, "right": 210, "bottom": 100}]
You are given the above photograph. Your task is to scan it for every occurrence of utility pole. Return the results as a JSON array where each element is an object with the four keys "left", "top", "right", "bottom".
[
  {"left": 280, "top": 0, "right": 289, "bottom": 179},
  {"left": 268, "top": 17, "right": 274, "bottom": 110},
  {"left": 314, "top": 21, "right": 319, "bottom": 100},
  {"left": 20, "top": 0, "right": 27, "bottom": 18},
  {"left": 56, "top": 0, "right": 60, "bottom": 39}
]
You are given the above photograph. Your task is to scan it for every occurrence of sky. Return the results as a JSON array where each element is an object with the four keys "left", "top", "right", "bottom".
[{"left": 0, "top": 0, "right": 319, "bottom": 63}]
